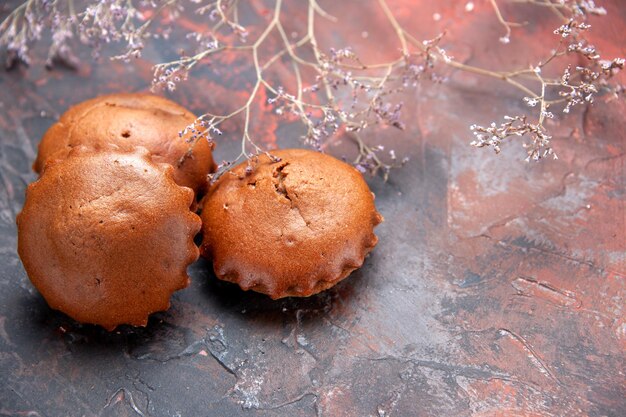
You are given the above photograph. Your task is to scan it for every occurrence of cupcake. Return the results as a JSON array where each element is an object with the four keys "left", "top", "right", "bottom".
[
  {"left": 200, "top": 149, "right": 383, "bottom": 299},
  {"left": 17, "top": 147, "right": 201, "bottom": 330},
  {"left": 34, "top": 93, "right": 216, "bottom": 195}
]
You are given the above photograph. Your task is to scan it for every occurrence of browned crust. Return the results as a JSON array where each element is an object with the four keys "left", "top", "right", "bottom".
[
  {"left": 34, "top": 93, "right": 216, "bottom": 195},
  {"left": 17, "top": 146, "right": 202, "bottom": 330},
  {"left": 200, "top": 149, "right": 383, "bottom": 299}
]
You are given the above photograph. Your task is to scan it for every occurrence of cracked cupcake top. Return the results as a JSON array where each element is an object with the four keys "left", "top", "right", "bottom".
[
  {"left": 200, "top": 148, "right": 383, "bottom": 299},
  {"left": 17, "top": 147, "right": 201, "bottom": 330},
  {"left": 34, "top": 93, "right": 216, "bottom": 195}
]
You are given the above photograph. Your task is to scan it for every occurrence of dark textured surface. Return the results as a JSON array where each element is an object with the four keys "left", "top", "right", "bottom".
[{"left": 1, "top": 1, "right": 625, "bottom": 416}]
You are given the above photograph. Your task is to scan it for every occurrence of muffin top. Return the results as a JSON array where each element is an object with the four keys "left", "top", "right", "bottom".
[
  {"left": 200, "top": 149, "right": 383, "bottom": 299},
  {"left": 34, "top": 92, "right": 215, "bottom": 194},
  {"left": 17, "top": 147, "right": 201, "bottom": 330}
]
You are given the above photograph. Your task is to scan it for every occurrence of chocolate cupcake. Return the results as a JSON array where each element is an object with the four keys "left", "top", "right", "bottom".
[
  {"left": 17, "top": 147, "right": 201, "bottom": 330},
  {"left": 34, "top": 93, "right": 216, "bottom": 195},
  {"left": 200, "top": 149, "right": 383, "bottom": 299}
]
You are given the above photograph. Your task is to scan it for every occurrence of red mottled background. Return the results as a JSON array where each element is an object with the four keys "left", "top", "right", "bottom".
[{"left": 0, "top": 1, "right": 624, "bottom": 416}]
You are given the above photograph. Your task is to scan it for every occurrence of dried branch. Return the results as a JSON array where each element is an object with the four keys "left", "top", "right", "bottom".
[{"left": 0, "top": 0, "right": 623, "bottom": 179}]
